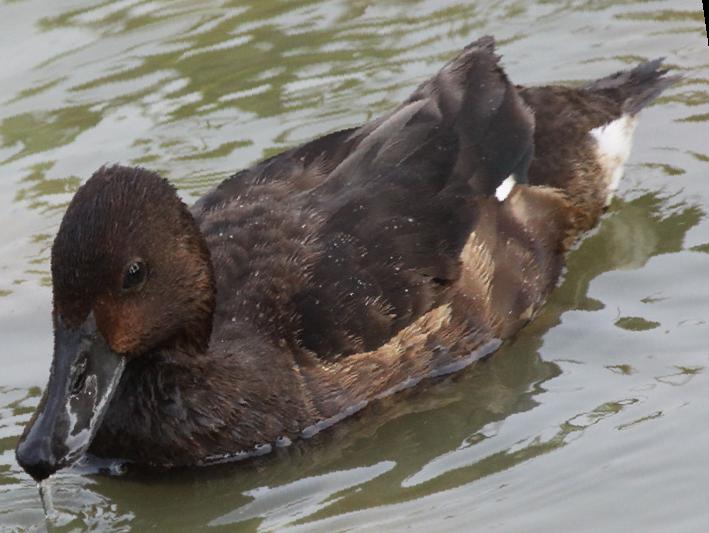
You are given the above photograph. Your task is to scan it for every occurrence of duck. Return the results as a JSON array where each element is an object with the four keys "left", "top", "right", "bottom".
[{"left": 15, "top": 36, "right": 677, "bottom": 481}]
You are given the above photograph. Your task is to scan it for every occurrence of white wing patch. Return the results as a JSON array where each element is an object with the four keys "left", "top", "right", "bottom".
[
  {"left": 495, "top": 175, "right": 516, "bottom": 202},
  {"left": 590, "top": 115, "right": 638, "bottom": 205}
]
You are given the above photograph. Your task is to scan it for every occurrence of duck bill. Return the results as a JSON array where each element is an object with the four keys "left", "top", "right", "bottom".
[{"left": 15, "top": 314, "right": 125, "bottom": 481}]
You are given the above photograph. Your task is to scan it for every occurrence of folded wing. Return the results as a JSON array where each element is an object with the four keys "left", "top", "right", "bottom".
[{"left": 294, "top": 37, "right": 536, "bottom": 357}]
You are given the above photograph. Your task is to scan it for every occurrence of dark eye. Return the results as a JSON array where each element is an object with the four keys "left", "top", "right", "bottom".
[{"left": 122, "top": 259, "right": 148, "bottom": 291}]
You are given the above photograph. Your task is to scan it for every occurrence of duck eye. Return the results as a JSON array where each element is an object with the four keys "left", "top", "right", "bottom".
[{"left": 122, "top": 260, "right": 147, "bottom": 291}]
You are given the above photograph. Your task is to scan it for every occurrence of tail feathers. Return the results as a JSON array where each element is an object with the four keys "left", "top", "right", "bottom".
[
  {"left": 464, "top": 34, "right": 496, "bottom": 54},
  {"left": 583, "top": 58, "right": 681, "bottom": 115}
]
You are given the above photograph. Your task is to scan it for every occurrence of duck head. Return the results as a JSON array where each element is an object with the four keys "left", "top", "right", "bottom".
[{"left": 15, "top": 165, "right": 215, "bottom": 481}]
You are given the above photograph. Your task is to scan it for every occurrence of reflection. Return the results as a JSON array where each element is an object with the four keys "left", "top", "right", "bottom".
[
  {"left": 175, "top": 139, "right": 251, "bottom": 161},
  {"left": 8, "top": 77, "right": 66, "bottom": 104},
  {"left": 615, "top": 10, "right": 706, "bottom": 23},
  {"left": 679, "top": 112, "right": 709, "bottom": 122},
  {"left": 638, "top": 162, "right": 686, "bottom": 176},
  {"left": 655, "top": 365, "right": 703, "bottom": 386},
  {"left": 1, "top": 107, "right": 101, "bottom": 164},
  {"left": 210, "top": 461, "right": 396, "bottom": 529},
  {"left": 614, "top": 316, "right": 661, "bottom": 331},
  {"left": 617, "top": 410, "right": 663, "bottom": 431},
  {"left": 606, "top": 364, "right": 636, "bottom": 375},
  {"left": 548, "top": 192, "right": 702, "bottom": 315},
  {"left": 13, "top": 163, "right": 81, "bottom": 213}
]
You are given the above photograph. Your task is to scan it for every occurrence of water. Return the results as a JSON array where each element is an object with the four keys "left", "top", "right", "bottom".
[
  {"left": 0, "top": 0, "right": 706, "bottom": 531},
  {"left": 37, "top": 480, "right": 57, "bottom": 525}
]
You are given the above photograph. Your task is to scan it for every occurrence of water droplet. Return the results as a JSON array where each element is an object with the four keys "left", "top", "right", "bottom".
[{"left": 38, "top": 479, "right": 58, "bottom": 521}]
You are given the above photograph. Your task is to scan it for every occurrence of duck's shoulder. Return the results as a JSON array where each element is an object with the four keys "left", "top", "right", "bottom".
[{"left": 192, "top": 126, "right": 360, "bottom": 215}]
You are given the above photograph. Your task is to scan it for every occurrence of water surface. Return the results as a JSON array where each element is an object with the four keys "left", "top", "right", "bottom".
[{"left": 0, "top": 0, "right": 707, "bottom": 531}]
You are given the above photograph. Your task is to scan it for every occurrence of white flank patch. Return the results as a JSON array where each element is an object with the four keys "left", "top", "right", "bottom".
[
  {"left": 495, "top": 175, "right": 516, "bottom": 202},
  {"left": 590, "top": 115, "right": 638, "bottom": 204}
]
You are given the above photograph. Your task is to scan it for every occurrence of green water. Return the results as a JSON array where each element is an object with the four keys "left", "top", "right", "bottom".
[{"left": 0, "top": 0, "right": 707, "bottom": 531}]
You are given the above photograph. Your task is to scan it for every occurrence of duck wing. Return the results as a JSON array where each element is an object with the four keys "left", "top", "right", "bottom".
[
  {"left": 292, "top": 37, "right": 535, "bottom": 358},
  {"left": 195, "top": 37, "right": 535, "bottom": 360}
]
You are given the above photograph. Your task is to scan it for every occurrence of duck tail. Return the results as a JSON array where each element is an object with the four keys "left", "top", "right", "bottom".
[
  {"left": 463, "top": 34, "right": 497, "bottom": 54},
  {"left": 582, "top": 58, "right": 681, "bottom": 115}
]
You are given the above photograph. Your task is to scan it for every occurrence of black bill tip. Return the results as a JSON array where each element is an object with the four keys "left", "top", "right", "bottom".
[{"left": 15, "top": 436, "right": 57, "bottom": 482}]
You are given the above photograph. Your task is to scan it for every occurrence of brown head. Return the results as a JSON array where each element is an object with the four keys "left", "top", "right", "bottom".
[{"left": 15, "top": 165, "right": 216, "bottom": 481}]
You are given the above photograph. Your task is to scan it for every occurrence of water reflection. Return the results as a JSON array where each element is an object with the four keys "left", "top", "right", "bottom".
[{"left": 210, "top": 461, "right": 397, "bottom": 529}]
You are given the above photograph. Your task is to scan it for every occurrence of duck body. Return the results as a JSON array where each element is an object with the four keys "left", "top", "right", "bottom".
[{"left": 16, "top": 37, "right": 677, "bottom": 478}]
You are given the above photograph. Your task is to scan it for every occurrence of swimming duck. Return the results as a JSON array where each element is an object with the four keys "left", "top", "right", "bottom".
[{"left": 15, "top": 36, "right": 677, "bottom": 481}]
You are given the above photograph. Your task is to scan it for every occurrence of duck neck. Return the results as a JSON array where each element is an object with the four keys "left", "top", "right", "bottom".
[
  {"left": 171, "top": 208, "right": 217, "bottom": 355},
  {"left": 90, "top": 329, "right": 318, "bottom": 466}
]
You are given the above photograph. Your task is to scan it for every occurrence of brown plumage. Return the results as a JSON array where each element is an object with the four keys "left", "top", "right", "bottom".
[{"left": 16, "top": 37, "right": 677, "bottom": 479}]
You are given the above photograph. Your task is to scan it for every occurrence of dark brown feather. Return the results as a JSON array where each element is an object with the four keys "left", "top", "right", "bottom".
[{"left": 41, "top": 41, "right": 678, "bottom": 467}]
